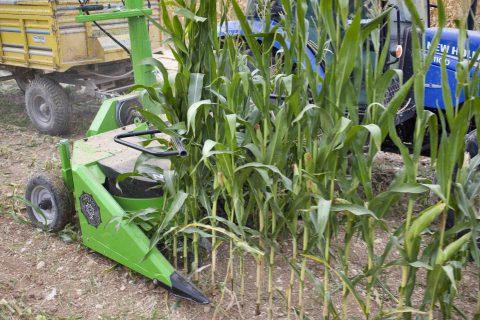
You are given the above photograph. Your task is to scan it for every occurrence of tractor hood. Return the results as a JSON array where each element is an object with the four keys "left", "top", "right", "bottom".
[
  {"left": 425, "top": 27, "right": 480, "bottom": 70},
  {"left": 424, "top": 28, "right": 480, "bottom": 109}
]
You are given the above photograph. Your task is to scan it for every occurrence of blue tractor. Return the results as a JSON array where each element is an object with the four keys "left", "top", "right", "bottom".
[{"left": 219, "top": 0, "right": 480, "bottom": 155}]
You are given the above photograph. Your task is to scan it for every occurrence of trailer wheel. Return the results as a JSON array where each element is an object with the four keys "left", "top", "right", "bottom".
[
  {"left": 25, "top": 77, "right": 71, "bottom": 135},
  {"left": 25, "top": 172, "right": 73, "bottom": 232}
]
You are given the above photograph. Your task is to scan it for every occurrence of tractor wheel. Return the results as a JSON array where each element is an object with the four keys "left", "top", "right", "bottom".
[
  {"left": 25, "top": 77, "right": 71, "bottom": 135},
  {"left": 25, "top": 172, "right": 73, "bottom": 232}
]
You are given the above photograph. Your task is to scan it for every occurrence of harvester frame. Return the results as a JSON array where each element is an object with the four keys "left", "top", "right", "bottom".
[{"left": 22, "top": 0, "right": 210, "bottom": 304}]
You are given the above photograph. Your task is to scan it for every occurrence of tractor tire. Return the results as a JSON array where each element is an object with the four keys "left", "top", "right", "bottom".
[
  {"left": 25, "top": 77, "right": 71, "bottom": 135},
  {"left": 25, "top": 172, "right": 74, "bottom": 232}
]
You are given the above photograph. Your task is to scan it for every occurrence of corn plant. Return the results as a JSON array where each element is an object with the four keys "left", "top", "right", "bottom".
[{"left": 115, "top": 0, "right": 480, "bottom": 318}]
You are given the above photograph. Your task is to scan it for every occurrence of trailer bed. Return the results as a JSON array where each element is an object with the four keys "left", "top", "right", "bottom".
[{"left": 0, "top": 0, "right": 162, "bottom": 72}]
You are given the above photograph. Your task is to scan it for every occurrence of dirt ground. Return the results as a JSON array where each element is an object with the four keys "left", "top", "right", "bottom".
[{"left": 0, "top": 79, "right": 478, "bottom": 319}]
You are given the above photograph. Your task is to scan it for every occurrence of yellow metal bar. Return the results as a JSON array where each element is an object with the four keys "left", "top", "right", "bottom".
[
  {"left": 0, "top": 27, "right": 3, "bottom": 63},
  {"left": 85, "top": 21, "right": 94, "bottom": 58},
  {"left": 0, "top": 7, "right": 51, "bottom": 15},
  {"left": 50, "top": 1, "right": 60, "bottom": 69},
  {"left": 19, "top": 18, "right": 29, "bottom": 66}
]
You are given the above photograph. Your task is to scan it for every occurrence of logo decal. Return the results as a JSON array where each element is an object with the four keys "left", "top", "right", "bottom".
[
  {"left": 79, "top": 193, "right": 101, "bottom": 227},
  {"left": 32, "top": 35, "right": 46, "bottom": 44}
]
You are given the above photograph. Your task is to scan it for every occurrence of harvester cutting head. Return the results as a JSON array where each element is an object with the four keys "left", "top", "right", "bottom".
[
  {"left": 24, "top": 0, "right": 210, "bottom": 305},
  {"left": 26, "top": 114, "right": 210, "bottom": 304}
]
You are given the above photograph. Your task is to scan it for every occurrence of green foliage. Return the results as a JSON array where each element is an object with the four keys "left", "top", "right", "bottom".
[{"left": 121, "top": 0, "right": 480, "bottom": 318}]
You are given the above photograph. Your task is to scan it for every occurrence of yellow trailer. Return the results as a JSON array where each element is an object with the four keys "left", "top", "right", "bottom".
[{"left": 0, "top": 0, "right": 162, "bottom": 134}]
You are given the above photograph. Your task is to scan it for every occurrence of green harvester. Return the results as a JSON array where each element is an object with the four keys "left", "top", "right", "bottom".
[{"left": 24, "top": 0, "right": 210, "bottom": 304}]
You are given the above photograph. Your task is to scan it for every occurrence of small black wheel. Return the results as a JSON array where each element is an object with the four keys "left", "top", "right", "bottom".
[
  {"left": 25, "top": 77, "right": 71, "bottom": 135},
  {"left": 25, "top": 172, "right": 73, "bottom": 232},
  {"left": 116, "top": 98, "right": 143, "bottom": 126}
]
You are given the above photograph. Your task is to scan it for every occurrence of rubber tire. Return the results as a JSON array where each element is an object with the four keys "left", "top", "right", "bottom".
[
  {"left": 25, "top": 172, "right": 73, "bottom": 232},
  {"left": 25, "top": 77, "right": 71, "bottom": 135}
]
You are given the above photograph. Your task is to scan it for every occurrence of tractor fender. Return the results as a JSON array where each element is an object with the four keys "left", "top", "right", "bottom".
[{"left": 218, "top": 20, "right": 325, "bottom": 80}]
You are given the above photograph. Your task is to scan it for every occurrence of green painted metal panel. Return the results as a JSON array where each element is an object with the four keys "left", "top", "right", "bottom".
[
  {"left": 58, "top": 139, "right": 74, "bottom": 190},
  {"left": 114, "top": 196, "right": 164, "bottom": 212},
  {"left": 87, "top": 164, "right": 106, "bottom": 184},
  {"left": 72, "top": 164, "right": 174, "bottom": 286},
  {"left": 77, "top": 1, "right": 156, "bottom": 86},
  {"left": 125, "top": 3, "right": 156, "bottom": 86},
  {"left": 87, "top": 99, "right": 119, "bottom": 137},
  {"left": 71, "top": 139, "right": 112, "bottom": 167},
  {"left": 76, "top": 9, "right": 153, "bottom": 23},
  {"left": 87, "top": 91, "right": 159, "bottom": 138},
  {"left": 73, "top": 123, "right": 154, "bottom": 167}
]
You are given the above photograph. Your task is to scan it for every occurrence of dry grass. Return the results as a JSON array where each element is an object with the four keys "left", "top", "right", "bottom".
[{"left": 431, "top": 0, "right": 480, "bottom": 28}]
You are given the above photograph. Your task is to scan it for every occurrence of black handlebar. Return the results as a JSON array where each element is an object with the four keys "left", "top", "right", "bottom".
[{"left": 114, "top": 129, "right": 187, "bottom": 157}]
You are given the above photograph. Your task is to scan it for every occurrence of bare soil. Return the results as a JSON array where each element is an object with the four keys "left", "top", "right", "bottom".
[{"left": 0, "top": 79, "right": 478, "bottom": 319}]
